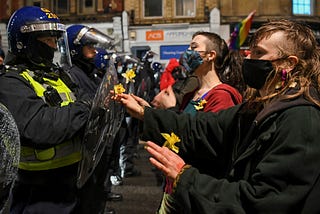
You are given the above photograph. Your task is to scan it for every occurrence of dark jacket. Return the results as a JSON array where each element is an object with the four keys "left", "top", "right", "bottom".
[
  {"left": 68, "top": 59, "right": 102, "bottom": 98},
  {"left": 141, "top": 90, "right": 320, "bottom": 213},
  {"left": 0, "top": 67, "right": 89, "bottom": 149},
  {"left": 0, "top": 56, "right": 97, "bottom": 213},
  {"left": 173, "top": 75, "right": 199, "bottom": 109}
]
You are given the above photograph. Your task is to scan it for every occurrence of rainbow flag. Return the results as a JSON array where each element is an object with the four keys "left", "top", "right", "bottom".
[{"left": 228, "top": 10, "right": 256, "bottom": 50}]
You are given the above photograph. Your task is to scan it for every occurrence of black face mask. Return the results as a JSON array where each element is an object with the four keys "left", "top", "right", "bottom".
[
  {"left": 27, "top": 37, "right": 56, "bottom": 67},
  {"left": 242, "top": 58, "right": 275, "bottom": 89}
]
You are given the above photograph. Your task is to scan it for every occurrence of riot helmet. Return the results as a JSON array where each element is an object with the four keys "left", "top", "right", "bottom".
[
  {"left": 6, "top": 6, "right": 71, "bottom": 67},
  {"left": 67, "top": 25, "right": 114, "bottom": 60},
  {"left": 152, "top": 62, "right": 163, "bottom": 72},
  {"left": 94, "top": 48, "right": 110, "bottom": 71}
]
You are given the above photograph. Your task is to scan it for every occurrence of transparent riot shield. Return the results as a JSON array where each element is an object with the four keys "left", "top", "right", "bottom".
[
  {"left": 0, "top": 103, "right": 20, "bottom": 212},
  {"left": 77, "top": 58, "right": 125, "bottom": 188}
]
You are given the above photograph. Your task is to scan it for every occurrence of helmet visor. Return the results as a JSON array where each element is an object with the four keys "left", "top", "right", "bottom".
[
  {"left": 23, "top": 22, "right": 72, "bottom": 67},
  {"left": 75, "top": 27, "right": 115, "bottom": 50},
  {"left": 55, "top": 32, "right": 72, "bottom": 67},
  {"left": 20, "top": 22, "right": 65, "bottom": 33}
]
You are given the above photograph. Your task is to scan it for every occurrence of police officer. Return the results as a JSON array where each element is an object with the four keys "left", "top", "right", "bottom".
[
  {"left": 66, "top": 25, "right": 123, "bottom": 213},
  {"left": 0, "top": 6, "right": 104, "bottom": 214}
]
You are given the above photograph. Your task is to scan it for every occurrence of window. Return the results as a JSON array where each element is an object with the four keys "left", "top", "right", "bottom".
[
  {"left": 25, "top": 0, "right": 42, "bottom": 7},
  {"left": 292, "top": 0, "right": 312, "bottom": 15},
  {"left": 33, "top": 1, "right": 41, "bottom": 7},
  {"left": 131, "top": 46, "right": 151, "bottom": 60},
  {"left": 53, "top": 0, "right": 69, "bottom": 14},
  {"left": 78, "top": 0, "right": 95, "bottom": 14},
  {"left": 144, "top": 0, "right": 162, "bottom": 17},
  {"left": 175, "top": 0, "right": 195, "bottom": 17}
]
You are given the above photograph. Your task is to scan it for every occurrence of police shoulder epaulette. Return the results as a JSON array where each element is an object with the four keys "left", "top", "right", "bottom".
[{"left": 2, "top": 64, "right": 26, "bottom": 74}]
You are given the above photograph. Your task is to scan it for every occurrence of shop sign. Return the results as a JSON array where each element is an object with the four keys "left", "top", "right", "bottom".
[
  {"left": 146, "top": 30, "right": 164, "bottom": 41},
  {"left": 160, "top": 45, "right": 189, "bottom": 60}
]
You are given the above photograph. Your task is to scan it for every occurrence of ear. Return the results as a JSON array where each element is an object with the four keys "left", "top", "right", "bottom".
[
  {"left": 207, "top": 50, "right": 216, "bottom": 61},
  {"left": 286, "top": 56, "right": 299, "bottom": 72}
]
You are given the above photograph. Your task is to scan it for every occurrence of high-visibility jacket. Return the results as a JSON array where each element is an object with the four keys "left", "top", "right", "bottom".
[{"left": 18, "top": 70, "right": 82, "bottom": 171}]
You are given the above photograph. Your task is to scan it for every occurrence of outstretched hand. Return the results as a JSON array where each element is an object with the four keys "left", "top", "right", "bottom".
[
  {"left": 151, "top": 85, "right": 176, "bottom": 109},
  {"left": 113, "top": 93, "right": 150, "bottom": 120},
  {"left": 144, "top": 141, "right": 185, "bottom": 181}
]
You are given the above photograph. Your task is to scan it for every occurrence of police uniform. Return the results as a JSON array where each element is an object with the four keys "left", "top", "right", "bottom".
[{"left": 0, "top": 6, "right": 102, "bottom": 214}]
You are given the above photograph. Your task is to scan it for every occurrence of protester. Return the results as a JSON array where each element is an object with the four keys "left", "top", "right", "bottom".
[
  {"left": 152, "top": 57, "right": 199, "bottom": 110},
  {"left": 115, "top": 19, "right": 320, "bottom": 213},
  {"left": 0, "top": 6, "right": 107, "bottom": 214},
  {"left": 0, "top": 102, "right": 20, "bottom": 213},
  {"left": 147, "top": 31, "right": 245, "bottom": 212},
  {"left": 152, "top": 31, "right": 245, "bottom": 115},
  {"left": 158, "top": 58, "right": 179, "bottom": 91}
]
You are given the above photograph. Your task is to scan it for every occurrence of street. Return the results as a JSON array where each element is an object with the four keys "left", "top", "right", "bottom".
[{"left": 106, "top": 145, "right": 164, "bottom": 214}]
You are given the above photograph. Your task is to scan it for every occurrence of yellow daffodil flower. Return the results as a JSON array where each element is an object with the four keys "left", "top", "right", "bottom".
[
  {"left": 194, "top": 99, "right": 207, "bottom": 110},
  {"left": 122, "top": 69, "right": 136, "bottom": 84},
  {"left": 114, "top": 83, "right": 126, "bottom": 95},
  {"left": 161, "top": 132, "right": 180, "bottom": 153}
]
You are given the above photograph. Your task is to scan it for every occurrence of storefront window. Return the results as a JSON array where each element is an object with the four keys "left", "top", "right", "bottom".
[
  {"left": 144, "top": 0, "right": 162, "bottom": 17},
  {"left": 175, "top": 0, "right": 195, "bottom": 17},
  {"left": 292, "top": 0, "right": 313, "bottom": 15}
]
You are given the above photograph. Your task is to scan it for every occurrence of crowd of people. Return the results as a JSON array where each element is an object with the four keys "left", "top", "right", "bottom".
[
  {"left": 1, "top": 4, "right": 320, "bottom": 214},
  {"left": 115, "top": 19, "right": 320, "bottom": 213}
]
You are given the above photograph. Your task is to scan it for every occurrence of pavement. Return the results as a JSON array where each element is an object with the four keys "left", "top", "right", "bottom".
[{"left": 106, "top": 144, "right": 164, "bottom": 214}]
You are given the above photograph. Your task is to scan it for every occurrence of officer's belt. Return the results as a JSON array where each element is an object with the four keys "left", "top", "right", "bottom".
[{"left": 19, "top": 140, "right": 82, "bottom": 171}]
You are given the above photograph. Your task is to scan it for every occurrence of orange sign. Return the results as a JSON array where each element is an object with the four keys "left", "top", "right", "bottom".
[{"left": 146, "top": 30, "right": 164, "bottom": 41}]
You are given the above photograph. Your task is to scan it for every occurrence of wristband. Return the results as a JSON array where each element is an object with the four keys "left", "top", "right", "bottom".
[{"left": 173, "top": 164, "right": 191, "bottom": 191}]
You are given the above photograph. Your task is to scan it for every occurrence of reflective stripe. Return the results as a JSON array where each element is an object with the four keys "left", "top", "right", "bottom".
[
  {"left": 19, "top": 139, "right": 82, "bottom": 170},
  {"left": 20, "top": 70, "right": 76, "bottom": 106},
  {"left": 20, "top": 22, "right": 65, "bottom": 33},
  {"left": 18, "top": 70, "right": 82, "bottom": 171},
  {"left": 18, "top": 152, "right": 81, "bottom": 171}
]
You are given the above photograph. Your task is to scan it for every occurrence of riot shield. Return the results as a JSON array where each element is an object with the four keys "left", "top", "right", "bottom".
[
  {"left": 77, "top": 58, "right": 125, "bottom": 188},
  {"left": 0, "top": 103, "right": 20, "bottom": 212}
]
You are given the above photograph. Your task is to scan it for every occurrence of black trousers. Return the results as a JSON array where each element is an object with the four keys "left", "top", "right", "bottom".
[{"left": 11, "top": 161, "right": 108, "bottom": 214}]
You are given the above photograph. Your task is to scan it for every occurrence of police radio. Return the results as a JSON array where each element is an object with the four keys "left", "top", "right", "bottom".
[{"left": 43, "top": 86, "right": 63, "bottom": 106}]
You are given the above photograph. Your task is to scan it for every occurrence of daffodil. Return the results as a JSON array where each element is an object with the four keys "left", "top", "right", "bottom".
[
  {"left": 122, "top": 69, "right": 136, "bottom": 84},
  {"left": 161, "top": 132, "right": 180, "bottom": 153},
  {"left": 194, "top": 99, "right": 207, "bottom": 110},
  {"left": 114, "top": 83, "right": 126, "bottom": 95}
]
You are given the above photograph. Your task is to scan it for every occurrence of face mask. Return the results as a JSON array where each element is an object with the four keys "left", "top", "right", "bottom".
[
  {"left": 242, "top": 58, "right": 275, "bottom": 89},
  {"left": 180, "top": 49, "right": 203, "bottom": 74},
  {"left": 117, "top": 66, "right": 123, "bottom": 74},
  {"left": 127, "top": 63, "right": 133, "bottom": 69},
  {"left": 147, "top": 57, "right": 153, "bottom": 63},
  {"left": 29, "top": 40, "right": 55, "bottom": 66}
]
